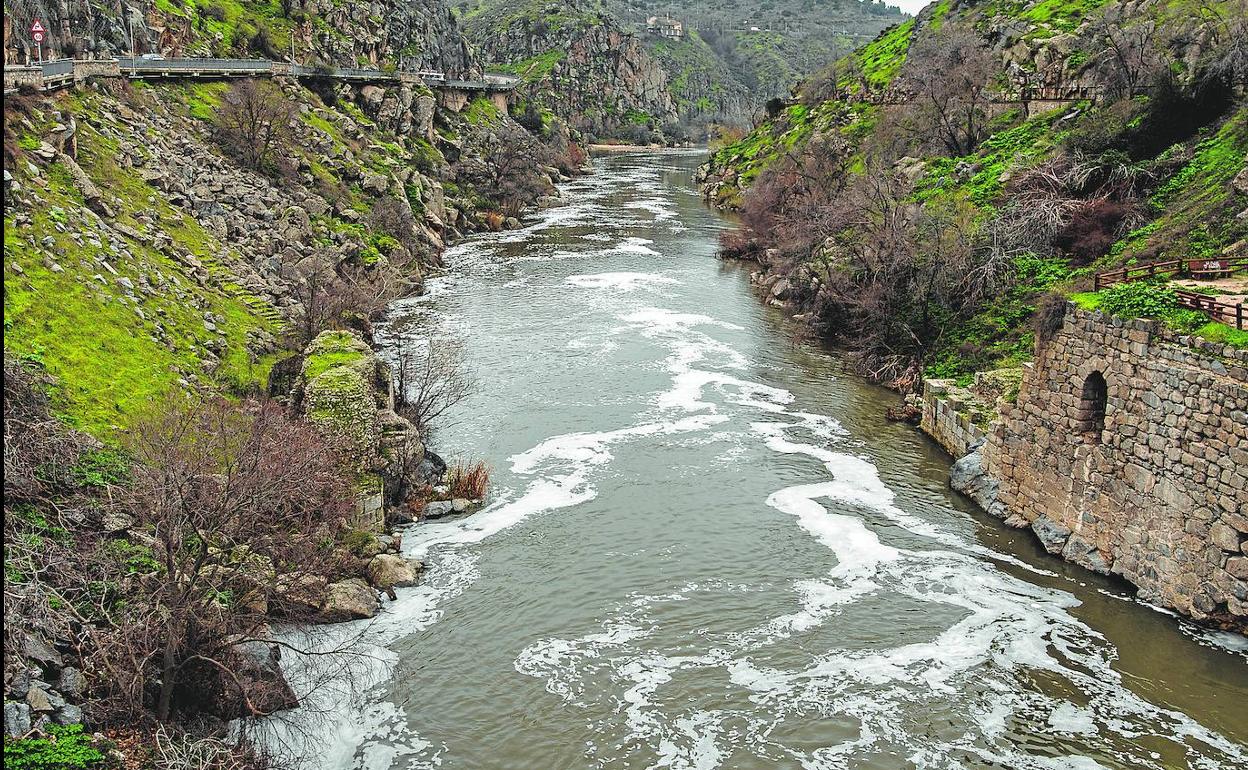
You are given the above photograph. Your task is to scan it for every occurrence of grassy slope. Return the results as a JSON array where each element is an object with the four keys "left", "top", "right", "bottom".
[
  {"left": 4, "top": 78, "right": 451, "bottom": 437},
  {"left": 709, "top": 0, "right": 1248, "bottom": 382},
  {"left": 4, "top": 89, "right": 280, "bottom": 436}
]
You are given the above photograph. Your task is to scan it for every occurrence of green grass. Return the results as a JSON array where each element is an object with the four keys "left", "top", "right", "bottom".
[
  {"left": 3, "top": 91, "right": 280, "bottom": 437},
  {"left": 844, "top": 18, "right": 916, "bottom": 91},
  {"left": 1069, "top": 285, "right": 1248, "bottom": 348},
  {"left": 914, "top": 107, "right": 1066, "bottom": 206},
  {"left": 496, "top": 49, "right": 566, "bottom": 83},
  {"left": 463, "top": 96, "right": 503, "bottom": 127},
  {"left": 3, "top": 723, "right": 105, "bottom": 770}
]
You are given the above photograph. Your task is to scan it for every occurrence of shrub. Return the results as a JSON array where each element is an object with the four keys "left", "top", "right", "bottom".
[
  {"left": 1097, "top": 281, "right": 1178, "bottom": 318},
  {"left": 3, "top": 724, "right": 106, "bottom": 770},
  {"left": 1032, "top": 292, "right": 1070, "bottom": 345},
  {"left": 446, "top": 461, "right": 489, "bottom": 500},
  {"left": 1052, "top": 199, "right": 1134, "bottom": 265},
  {"left": 199, "top": 2, "right": 227, "bottom": 21}
]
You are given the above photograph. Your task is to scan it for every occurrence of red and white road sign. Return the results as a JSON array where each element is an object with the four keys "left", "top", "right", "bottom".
[{"left": 30, "top": 19, "right": 46, "bottom": 43}]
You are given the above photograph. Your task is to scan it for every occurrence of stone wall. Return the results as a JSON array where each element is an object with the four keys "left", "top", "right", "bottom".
[
  {"left": 920, "top": 379, "right": 989, "bottom": 458},
  {"left": 980, "top": 304, "right": 1248, "bottom": 624}
]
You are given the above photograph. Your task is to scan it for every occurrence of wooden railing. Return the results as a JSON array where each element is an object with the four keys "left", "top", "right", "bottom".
[
  {"left": 1092, "top": 256, "right": 1247, "bottom": 330},
  {"left": 1174, "top": 289, "right": 1245, "bottom": 330}
]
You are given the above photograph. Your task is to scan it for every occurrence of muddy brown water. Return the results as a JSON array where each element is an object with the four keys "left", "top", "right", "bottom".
[{"left": 270, "top": 151, "right": 1248, "bottom": 770}]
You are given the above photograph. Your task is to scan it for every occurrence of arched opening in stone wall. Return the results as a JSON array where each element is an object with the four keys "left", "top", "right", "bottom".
[{"left": 1077, "top": 370, "right": 1108, "bottom": 441}]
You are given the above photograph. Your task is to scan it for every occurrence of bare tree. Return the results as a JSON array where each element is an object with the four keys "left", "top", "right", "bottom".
[
  {"left": 112, "top": 396, "right": 357, "bottom": 724},
  {"left": 899, "top": 27, "right": 1004, "bottom": 157},
  {"left": 1083, "top": 14, "right": 1165, "bottom": 100},
  {"left": 1197, "top": 0, "right": 1248, "bottom": 89},
  {"left": 464, "top": 128, "right": 555, "bottom": 218},
  {"left": 392, "top": 336, "right": 473, "bottom": 436},
  {"left": 215, "top": 79, "right": 295, "bottom": 172}
]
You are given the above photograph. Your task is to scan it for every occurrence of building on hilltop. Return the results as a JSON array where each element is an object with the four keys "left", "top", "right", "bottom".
[{"left": 646, "top": 15, "right": 684, "bottom": 40}]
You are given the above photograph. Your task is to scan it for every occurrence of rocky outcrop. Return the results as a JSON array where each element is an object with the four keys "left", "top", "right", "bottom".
[
  {"left": 367, "top": 554, "right": 423, "bottom": 590},
  {"left": 320, "top": 578, "right": 380, "bottom": 621},
  {"left": 287, "top": 330, "right": 424, "bottom": 532},
  {"left": 464, "top": 2, "right": 677, "bottom": 140},
  {"left": 4, "top": 0, "right": 477, "bottom": 77}
]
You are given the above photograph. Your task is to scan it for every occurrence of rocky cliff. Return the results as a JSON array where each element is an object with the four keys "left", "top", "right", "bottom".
[
  {"left": 4, "top": 0, "right": 477, "bottom": 75},
  {"left": 455, "top": 0, "right": 903, "bottom": 139},
  {"left": 457, "top": 0, "right": 678, "bottom": 140}
]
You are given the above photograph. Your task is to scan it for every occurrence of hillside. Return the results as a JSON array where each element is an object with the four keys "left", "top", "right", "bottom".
[
  {"left": 2, "top": 1, "right": 583, "bottom": 762},
  {"left": 698, "top": 0, "right": 1247, "bottom": 387},
  {"left": 452, "top": 0, "right": 905, "bottom": 139}
]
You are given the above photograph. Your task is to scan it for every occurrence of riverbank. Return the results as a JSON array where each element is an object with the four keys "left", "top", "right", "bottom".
[{"left": 262, "top": 150, "right": 1248, "bottom": 769}]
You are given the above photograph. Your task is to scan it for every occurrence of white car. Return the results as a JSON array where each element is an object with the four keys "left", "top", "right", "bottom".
[{"left": 139, "top": 53, "right": 165, "bottom": 61}]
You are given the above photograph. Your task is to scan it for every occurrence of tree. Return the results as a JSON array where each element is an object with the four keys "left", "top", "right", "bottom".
[
  {"left": 1083, "top": 14, "right": 1165, "bottom": 100},
  {"left": 392, "top": 336, "right": 473, "bottom": 437},
  {"left": 215, "top": 79, "right": 295, "bottom": 172},
  {"left": 464, "top": 129, "right": 555, "bottom": 217},
  {"left": 899, "top": 27, "right": 1003, "bottom": 157},
  {"left": 113, "top": 396, "right": 357, "bottom": 724}
]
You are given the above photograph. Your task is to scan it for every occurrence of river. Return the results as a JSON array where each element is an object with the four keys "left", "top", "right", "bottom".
[{"left": 275, "top": 151, "right": 1248, "bottom": 770}]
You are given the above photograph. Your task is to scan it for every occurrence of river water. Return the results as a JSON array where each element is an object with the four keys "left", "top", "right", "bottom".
[{"left": 281, "top": 152, "right": 1248, "bottom": 770}]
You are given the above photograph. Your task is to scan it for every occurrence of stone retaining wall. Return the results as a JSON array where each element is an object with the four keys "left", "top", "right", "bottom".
[
  {"left": 920, "top": 379, "right": 988, "bottom": 458},
  {"left": 980, "top": 305, "right": 1248, "bottom": 623}
]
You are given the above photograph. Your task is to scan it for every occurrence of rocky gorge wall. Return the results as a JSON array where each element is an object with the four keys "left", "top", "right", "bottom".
[{"left": 954, "top": 305, "right": 1248, "bottom": 627}]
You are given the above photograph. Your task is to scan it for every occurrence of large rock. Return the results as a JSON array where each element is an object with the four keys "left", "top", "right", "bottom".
[
  {"left": 423, "top": 500, "right": 454, "bottom": 519},
  {"left": 367, "top": 554, "right": 422, "bottom": 590},
  {"left": 1032, "top": 515, "right": 1073, "bottom": 554},
  {"left": 57, "top": 667, "right": 86, "bottom": 699},
  {"left": 273, "top": 573, "right": 329, "bottom": 616},
  {"left": 299, "top": 330, "right": 387, "bottom": 461},
  {"left": 949, "top": 444, "right": 1006, "bottom": 519},
  {"left": 4, "top": 702, "right": 31, "bottom": 737},
  {"left": 320, "top": 579, "right": 379, "bottom": 622}
]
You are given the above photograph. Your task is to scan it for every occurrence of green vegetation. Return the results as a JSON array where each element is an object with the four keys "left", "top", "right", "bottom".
[
  {"left": 463, "top": 96, "right": 504, "bottom": 127},
  {"left": 3, "top": 724, "right": 105, "bottom": 770},
  {"left": 914, "top": 109, "right": 1065, "bottom": 205},
  {"left": 1126, "top": 111, "right": 1248, "bottom": 261},
  {"left": 712, "top": 102, "right": 876, "bottom": 193},
  {"left": 1073, "top": 283, "right": 1248, "bottom": 347},
  {"left": 303, "top": 331, "right": 368, "bottom": 381},
  {"left": 843, "top": 18, "right": 915, "bottom": 91},
  {"left": 3, "top": 91, "right": 280, "bottom": 436},
  {"left": 497, "top": 49, "right": 566, "bottom": 83}
]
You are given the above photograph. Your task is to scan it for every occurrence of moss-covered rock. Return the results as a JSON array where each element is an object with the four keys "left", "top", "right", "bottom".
[{"left": 300, "top": 330, "right": 385, "bottom": 461}]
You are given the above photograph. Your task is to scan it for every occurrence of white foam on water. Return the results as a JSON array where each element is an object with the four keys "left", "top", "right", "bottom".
[
  {"left": 566, "top": 271, "right": 680, "bottom": 292},
  {"left": 625, "top": 198, "right": 678, "bottom": 221},
  {"left": 1049, "top": 703, "right": 1098, "bottom": 735}
]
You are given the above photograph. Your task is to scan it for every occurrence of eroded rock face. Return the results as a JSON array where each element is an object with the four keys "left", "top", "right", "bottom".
[
  {"left": 464, "top": 6, "right": 679, "bottom": 139},
  {"left": 5, "top": 0, "right": 477, "bottom": 78},
  {"left": 298, "top": 330, "right": 388, "bottom": 462},
  {"left": 291, "top": 330, "right": 424, "bottom": 532}
]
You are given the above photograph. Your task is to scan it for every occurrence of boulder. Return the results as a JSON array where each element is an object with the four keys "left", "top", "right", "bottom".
[
  {"left": 273, "top": 573, "right": 328, "bottom": 616},
  {"left": 320, "top": 579, "right": 379, "bottom": 622},
  {"left": 25, "top": 687, "right": 53, "bottom": 713},
  {"left": 57, "top": 667, "right": 86, "bottom": 699},
  {"left": 1032, "top": 515, "right": 1072, "bottom": 554},
  {"left": 53, "top": 704, "right": 83, "bottom": 726},
  {"left": 424, "top": 500, "right": 454, "bottom": 519},
  {"left": 4, "top": 702, "right": 31, "bottom": 737},
  {"left": 948, "top": 445, "right": 1007, "bottom": 519},
  {"left": 367, "top": 554, "right": 421, "bottom": 590},
  {"left": 21, "top": 636, "right": 63, "bottom": 668}
]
